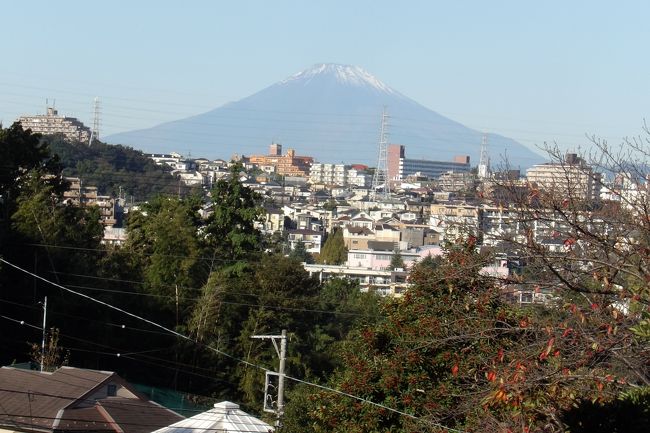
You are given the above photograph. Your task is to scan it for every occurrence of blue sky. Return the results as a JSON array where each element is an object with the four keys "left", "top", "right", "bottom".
[{"left": 1, "top": 0, "right": 649, "bottom": 155}]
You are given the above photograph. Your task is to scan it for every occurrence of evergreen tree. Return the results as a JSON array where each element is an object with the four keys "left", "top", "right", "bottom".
[
  {"left": 317, "top": 228, "right": 347, "bottom": 265},
  {"left": 289, "top": 240, "right": 314, "bottom": 263},
  {"left": 387, "top": 249, "right": 404, "bottom": 270},
  {"left": 204, "top": 163, "right": 265, "bottom": 267}
]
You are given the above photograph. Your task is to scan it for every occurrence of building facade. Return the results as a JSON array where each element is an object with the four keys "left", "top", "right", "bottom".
[
  {"left": 249, "top": 143, "right": 313, "bottom": 177},
  {"left": 18, "top": 107, "right": 91, "bottom": 143},
  {"left": 387, "top": 144, "right": 471, "bottom": 181},
  {"left": 526, "top": 154, "right": 602, "bottom": 204},
  {"left": 309, "top": 163, "right": 371, "bottom": 187}
]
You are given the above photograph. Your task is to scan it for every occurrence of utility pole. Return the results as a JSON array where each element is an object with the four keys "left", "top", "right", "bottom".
[
  {"left": 40, "top": 296, "right": 47, "bottom": 372},
  {"left": 251, "top": 329, "right": 287, "bottom": 427}
]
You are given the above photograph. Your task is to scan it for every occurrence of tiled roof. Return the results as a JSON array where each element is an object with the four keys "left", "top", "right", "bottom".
[
  {"left": 0, "top": 366, "right": 183, "bottom": 433},
  {"left": 0, "top": 366, "right": 113, "bottom": 431},
  {"left": 96, "top": 397, "right": 183, "bottom": 433},
  {"left": 345, "top": 226, "right": 374, "bottom": 235}
]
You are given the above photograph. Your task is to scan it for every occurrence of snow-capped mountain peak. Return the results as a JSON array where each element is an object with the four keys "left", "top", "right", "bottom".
[{"left": 281, "top": 63, "right": 397, "bottom": 94}]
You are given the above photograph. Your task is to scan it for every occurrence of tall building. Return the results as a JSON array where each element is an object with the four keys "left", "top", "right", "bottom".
[
  {"left": 387, "top": 144, "right": 471, "bottom": 181},
  {"left": 526, "top": 153, "right": 602, "bottom": 203},
  {"left": 18, "top": 106, "right": 91, "bottom": 143}
]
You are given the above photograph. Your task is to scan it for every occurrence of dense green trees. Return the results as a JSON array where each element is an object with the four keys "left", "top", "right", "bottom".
[
  {"left": 0, "top": 124, "right": 106, "bottom": 370},
  {"left": 289, "top": 240, "right": 314, "bottom": 263},
  {"left": 204, "top": 164, "right": 265, "bottom": 266},
  {"left": 125, "top": 195, "right": 206, "bottom": 327},
  {"left": 48, "top": 136, "right": 181, "bottom": 200}
]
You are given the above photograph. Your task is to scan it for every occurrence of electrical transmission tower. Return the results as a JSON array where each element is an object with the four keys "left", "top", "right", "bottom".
[
  {"left": 478, "top": 133, "right": 490, "bottom": 178},
  {"left": 371, "top": 107, "right": 389, "bottom": 201},
  {"left": 89, "top": 97, "right": 101, "bottom": 146}
]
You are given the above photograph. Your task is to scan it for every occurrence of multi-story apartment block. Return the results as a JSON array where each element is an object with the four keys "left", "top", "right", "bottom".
[
  {"left": 387, "top": 144, "right": 471, "bottom": 181},
  {"left": 18, "top": 107, "right": 91, "bottom": 143},
  {"left": 437, "top": 171, "right": 477, "bottom": 192},
  {"left": 347, "top": 168, "right": 371, "bottom": 187},
  {"left": 526, "top": 153, "right": 602, "bottom": 204},
  {"left": 63, "top": 177, "right": 117, "bottom": 227},
  {"left": 249, "top": 143, "right": 313, "bottom": 177},
  {"left": 309, "top": 163, "right": 371, "bottom": 187},
  {"left": 309, "top": 163, "right": 347, "bottom": 185},
  {"left": 429, "top": 202, "right": 481, "bottom": 241}
]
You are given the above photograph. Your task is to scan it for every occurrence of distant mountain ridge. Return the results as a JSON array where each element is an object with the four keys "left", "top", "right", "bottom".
[{"left": 106, "top": 64, "right": 543, "bottom": 168}]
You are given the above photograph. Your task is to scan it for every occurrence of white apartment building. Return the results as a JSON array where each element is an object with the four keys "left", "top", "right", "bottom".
[
  {"left": 309, "top": 164, "right": 370, "bottom": 187},
  {"left": 347, "top": 168, "right": 371, "bottom": 187},
  {"left": 18, "top": 107, "right": 91, "bottom": 143}
]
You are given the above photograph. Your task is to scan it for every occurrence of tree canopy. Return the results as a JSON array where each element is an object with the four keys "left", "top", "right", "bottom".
[{"left": 317, "top": 228, "right": 347, "bottom": 265}]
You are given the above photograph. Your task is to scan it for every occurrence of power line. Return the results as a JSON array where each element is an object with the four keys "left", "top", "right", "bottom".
[
  {"left": 0, "top": 315, "right": 243, "bottom": 390},
  {"left": 1, "top": 93, "right": 620, "bottom": 151},
  {"left": 0, "top": 257, "right": 466, "bottom": 433},
  {"left": 0, "top": 83, "right": 630, "bottom": 132}
]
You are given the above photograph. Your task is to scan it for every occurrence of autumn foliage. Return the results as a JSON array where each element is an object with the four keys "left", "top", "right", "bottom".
[{"left": 296, "top": 239, "right": 647, "bottom": 433}]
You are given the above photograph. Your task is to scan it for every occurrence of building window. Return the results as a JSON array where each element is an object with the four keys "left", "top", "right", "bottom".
[{"left": 107, "top": 384, "right": 117, "bottom": 396}]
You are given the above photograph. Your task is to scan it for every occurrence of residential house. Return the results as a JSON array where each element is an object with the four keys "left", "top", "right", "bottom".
[
  {"left": 342, "top": 226, "right": 375, "bottom": 250},
  {"left": 287, "top": 229, "right": 323, "bottom": 254},
  {"left": 0, "top": 366, "right": 182, "bottom": 433}
]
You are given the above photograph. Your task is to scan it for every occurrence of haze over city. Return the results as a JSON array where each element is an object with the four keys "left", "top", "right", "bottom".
[{"left": 2, "top": 0, "right": 649, "bottom": 160}]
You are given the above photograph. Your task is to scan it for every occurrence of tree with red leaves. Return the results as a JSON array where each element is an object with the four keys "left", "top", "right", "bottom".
[{"left": 284, "top": 239, "right": 648, "bottom": 433}]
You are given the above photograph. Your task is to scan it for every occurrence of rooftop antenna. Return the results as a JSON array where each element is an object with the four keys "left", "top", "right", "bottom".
[
  {"left": 478, "top": 133, "right": 490, "bottom": 178},
  {"left": 371, "top": 107, "right": 390, "bottom": 201},
  {"left": 89, "top": 97, "right": 101, "bottom": 146}
]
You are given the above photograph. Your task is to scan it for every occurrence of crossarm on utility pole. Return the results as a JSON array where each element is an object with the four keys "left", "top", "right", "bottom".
[{"left": 251, "top": 329, "right": 287, "bottom": 427}]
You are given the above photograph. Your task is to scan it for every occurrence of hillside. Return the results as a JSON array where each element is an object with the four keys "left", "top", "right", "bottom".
[{"left": 48, "top": 136, "right": 180, "bottom": 200}]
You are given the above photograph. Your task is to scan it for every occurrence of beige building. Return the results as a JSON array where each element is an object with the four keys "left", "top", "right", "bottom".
[
  {"left": 18, "top": 106, "right": 91, "bottom": 143},
  {"left": 526, "top": 154, "right": 602, "bottom": 204},
  {"left": 429, "top": 203, "right": 481, "bottom": 241},
  {"left": 249, "top": 143, "right": 313, "bottom": 177},
  {"left": 63, "top": 177, "right": 117, "bottom": 227}
]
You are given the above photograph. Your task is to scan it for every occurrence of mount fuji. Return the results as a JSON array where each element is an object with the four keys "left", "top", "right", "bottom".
[{"left": 106, "top": 64, "right": 543, "bottom": 167}]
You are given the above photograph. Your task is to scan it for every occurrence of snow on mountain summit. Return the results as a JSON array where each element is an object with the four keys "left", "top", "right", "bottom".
[
  {"left": 281, "top": 63, "right": 397, "bottom": 94},
  {"left": 106, "top": 63, "right": 542, "bottom": 167}
]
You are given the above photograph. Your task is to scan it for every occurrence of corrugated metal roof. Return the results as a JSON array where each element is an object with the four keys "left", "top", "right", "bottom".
[{"left": 151, "top": 401, "right": 273, "bottom": 433}]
